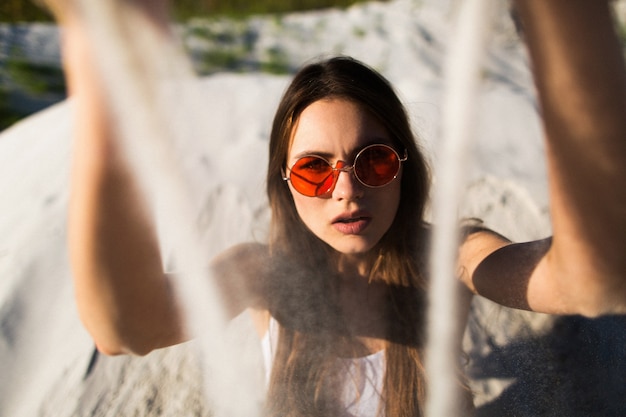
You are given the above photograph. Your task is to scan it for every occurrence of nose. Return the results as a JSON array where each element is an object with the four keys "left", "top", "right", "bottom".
[{"left": 331, "top": 162, "right": 364, "bottom": 200}]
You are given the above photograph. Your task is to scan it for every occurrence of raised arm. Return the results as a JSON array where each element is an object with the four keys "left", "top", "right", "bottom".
[
  {"left": 51, "top": 1, "right": 187, "bottom": 355},
  {"left": 50, "top": 0, "right": 273, "bottom": 355},
  {"left": 460, "top": 0, "right": 626, "bottom": 316}
]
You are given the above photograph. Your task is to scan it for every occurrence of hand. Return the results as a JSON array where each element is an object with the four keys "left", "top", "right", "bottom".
[
  {"left": 34, "top": 0, "right": 170, "bottom": 28},
  {"left": 32, "top": 0, "right": 77, "bottom": 24}
]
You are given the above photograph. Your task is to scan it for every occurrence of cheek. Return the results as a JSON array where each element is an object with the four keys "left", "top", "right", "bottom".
[{"left": 291, "top": 191, "right": 321, "bottom": 230}]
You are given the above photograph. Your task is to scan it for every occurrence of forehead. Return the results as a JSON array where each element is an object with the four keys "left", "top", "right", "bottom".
[{"left": 288, "top": 98, "right": 390, "bottom": 159}]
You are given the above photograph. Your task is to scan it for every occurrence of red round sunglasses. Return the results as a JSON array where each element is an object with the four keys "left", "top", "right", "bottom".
[{"left": 283, "top": 144, "right": 408, "bottom": 197}]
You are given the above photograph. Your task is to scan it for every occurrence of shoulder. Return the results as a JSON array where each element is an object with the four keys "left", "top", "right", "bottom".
[{"left": 210, "top": 242, "right": 272, "bottom": 316}]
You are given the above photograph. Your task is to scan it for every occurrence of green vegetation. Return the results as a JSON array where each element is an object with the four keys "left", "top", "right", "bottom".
[
  {"left": 0, "top": 0, "right": 53, "bottom": 22},
  {"left": 260, "top": 46, "right": 291, "bottom": 74},
  {"left": 0, "top": 91, "right": 23, "bottom": 129},
  {"left": 1, "top": 0, "right": 377, "bottom": 23},
  {"left": 1, "top": 0, "right": 380, "bottom": 130},
  {"left": 352, "top": 26, "right": 367, "bottom": 38},
  {"left": 172, "top": 0, "right": 375, "bottom": 21},
  {"left": 6, "top": 58, "right": 65, "bottom": 95},
  {"left": 184, "top": 19, "right": 254, "bottom": 73},
  {"left": 182, "top": 18, "right": 292, "bottom": 75},
  {"left": 1, "top": 40, "right": 66, "bottom": 131}
]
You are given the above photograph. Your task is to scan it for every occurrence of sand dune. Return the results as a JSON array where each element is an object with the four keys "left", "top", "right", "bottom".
[{"left": 1, "top": 1, "right": 625, "bottom": 415}]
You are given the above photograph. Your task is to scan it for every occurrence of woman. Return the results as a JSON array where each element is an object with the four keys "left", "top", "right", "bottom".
[
  {"left": 263, "top": 56, "right": 436, "bottom": 416},
  {"left": 46, "top": 0, "right": 626, "bottom": 416}
]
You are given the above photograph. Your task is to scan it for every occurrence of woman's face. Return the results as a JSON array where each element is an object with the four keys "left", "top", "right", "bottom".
[{"left": 286, "top": 98, "right": 402, "bottom": 255}]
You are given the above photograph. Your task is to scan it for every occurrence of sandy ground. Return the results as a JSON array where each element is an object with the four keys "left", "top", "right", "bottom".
[{"left": 1, "top": 0, "right": 625, "bottom": 415}]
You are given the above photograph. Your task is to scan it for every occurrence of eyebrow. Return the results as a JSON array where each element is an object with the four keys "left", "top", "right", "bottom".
[
  {"left": 291, "top": 149, "right": 333, "bottom": 160},
  {"left": 290, "top": 137, "right": 393, "bottom": 161}
]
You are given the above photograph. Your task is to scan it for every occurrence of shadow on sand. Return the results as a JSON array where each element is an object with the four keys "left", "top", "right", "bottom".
[{"left": 470, "top": 314, "right": 626, "bottom": 417}]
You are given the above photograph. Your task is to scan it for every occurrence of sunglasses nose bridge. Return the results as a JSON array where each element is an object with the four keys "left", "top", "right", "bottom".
[
  {"left": 334, "top": 160, "right": 354, "bottom": 174},
  {"left": 330, "top": 160, "right": 365, "bottom": 193},
  {"left": 333, "top": 160, "right": 358, "bottom": 185}
]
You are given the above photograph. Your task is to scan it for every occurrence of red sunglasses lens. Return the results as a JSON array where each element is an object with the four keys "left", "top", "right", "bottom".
[
  {"left": 288, "top": 145, "right": 402, "bottom": 197},
  {"left": 355, "top": 145, "right": 400, "bottom": 186},
  {"left": 289, "top": 156, "right": 335, "bottom": 196}
]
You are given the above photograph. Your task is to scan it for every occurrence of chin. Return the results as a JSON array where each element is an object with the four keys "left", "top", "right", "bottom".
[{"left": 330, "top": 238, "right": 379, "bottom": 256}]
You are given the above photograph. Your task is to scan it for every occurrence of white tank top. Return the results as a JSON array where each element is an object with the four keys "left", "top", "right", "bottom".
[{"left": 261, "top": 317, "right": 386, "bottom": 417}]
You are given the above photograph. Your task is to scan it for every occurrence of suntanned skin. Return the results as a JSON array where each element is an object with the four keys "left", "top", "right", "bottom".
[
  {"left": 460, "top": 0, "right": 626, "bottom": 317},
  {"left": 45, "top": 0, "right": 626, "bottom": 356}
]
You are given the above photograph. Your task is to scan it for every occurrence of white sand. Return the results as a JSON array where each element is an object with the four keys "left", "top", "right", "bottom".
[{"left": 1, "top": 0, "right": 625, "bottom": 416}]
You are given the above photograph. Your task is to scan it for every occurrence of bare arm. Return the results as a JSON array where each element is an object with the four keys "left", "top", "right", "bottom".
[
  {"left": 50, "top": 1, "right": 272, "bottom": 355},
  {"left": 520, "top": 0, "right": 626, "bottom": 315},
  {"left": 460, "top": 0, "right": 626, "bottom": 316},
  {"left": 59, "top": 7, "right": 188, "bottom": 355}
]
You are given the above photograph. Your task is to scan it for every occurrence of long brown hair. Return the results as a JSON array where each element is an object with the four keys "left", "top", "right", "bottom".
[{"left": 265, "top": 56, "right": 433, "bottom": 417}]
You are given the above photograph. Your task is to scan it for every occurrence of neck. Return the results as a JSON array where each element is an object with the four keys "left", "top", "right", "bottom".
[
  {"left": 332, "top": 252, "right": 389, "bottom": 355},
  {"left": 335, "top": 251, "right": 377, "bottom": 280}
]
